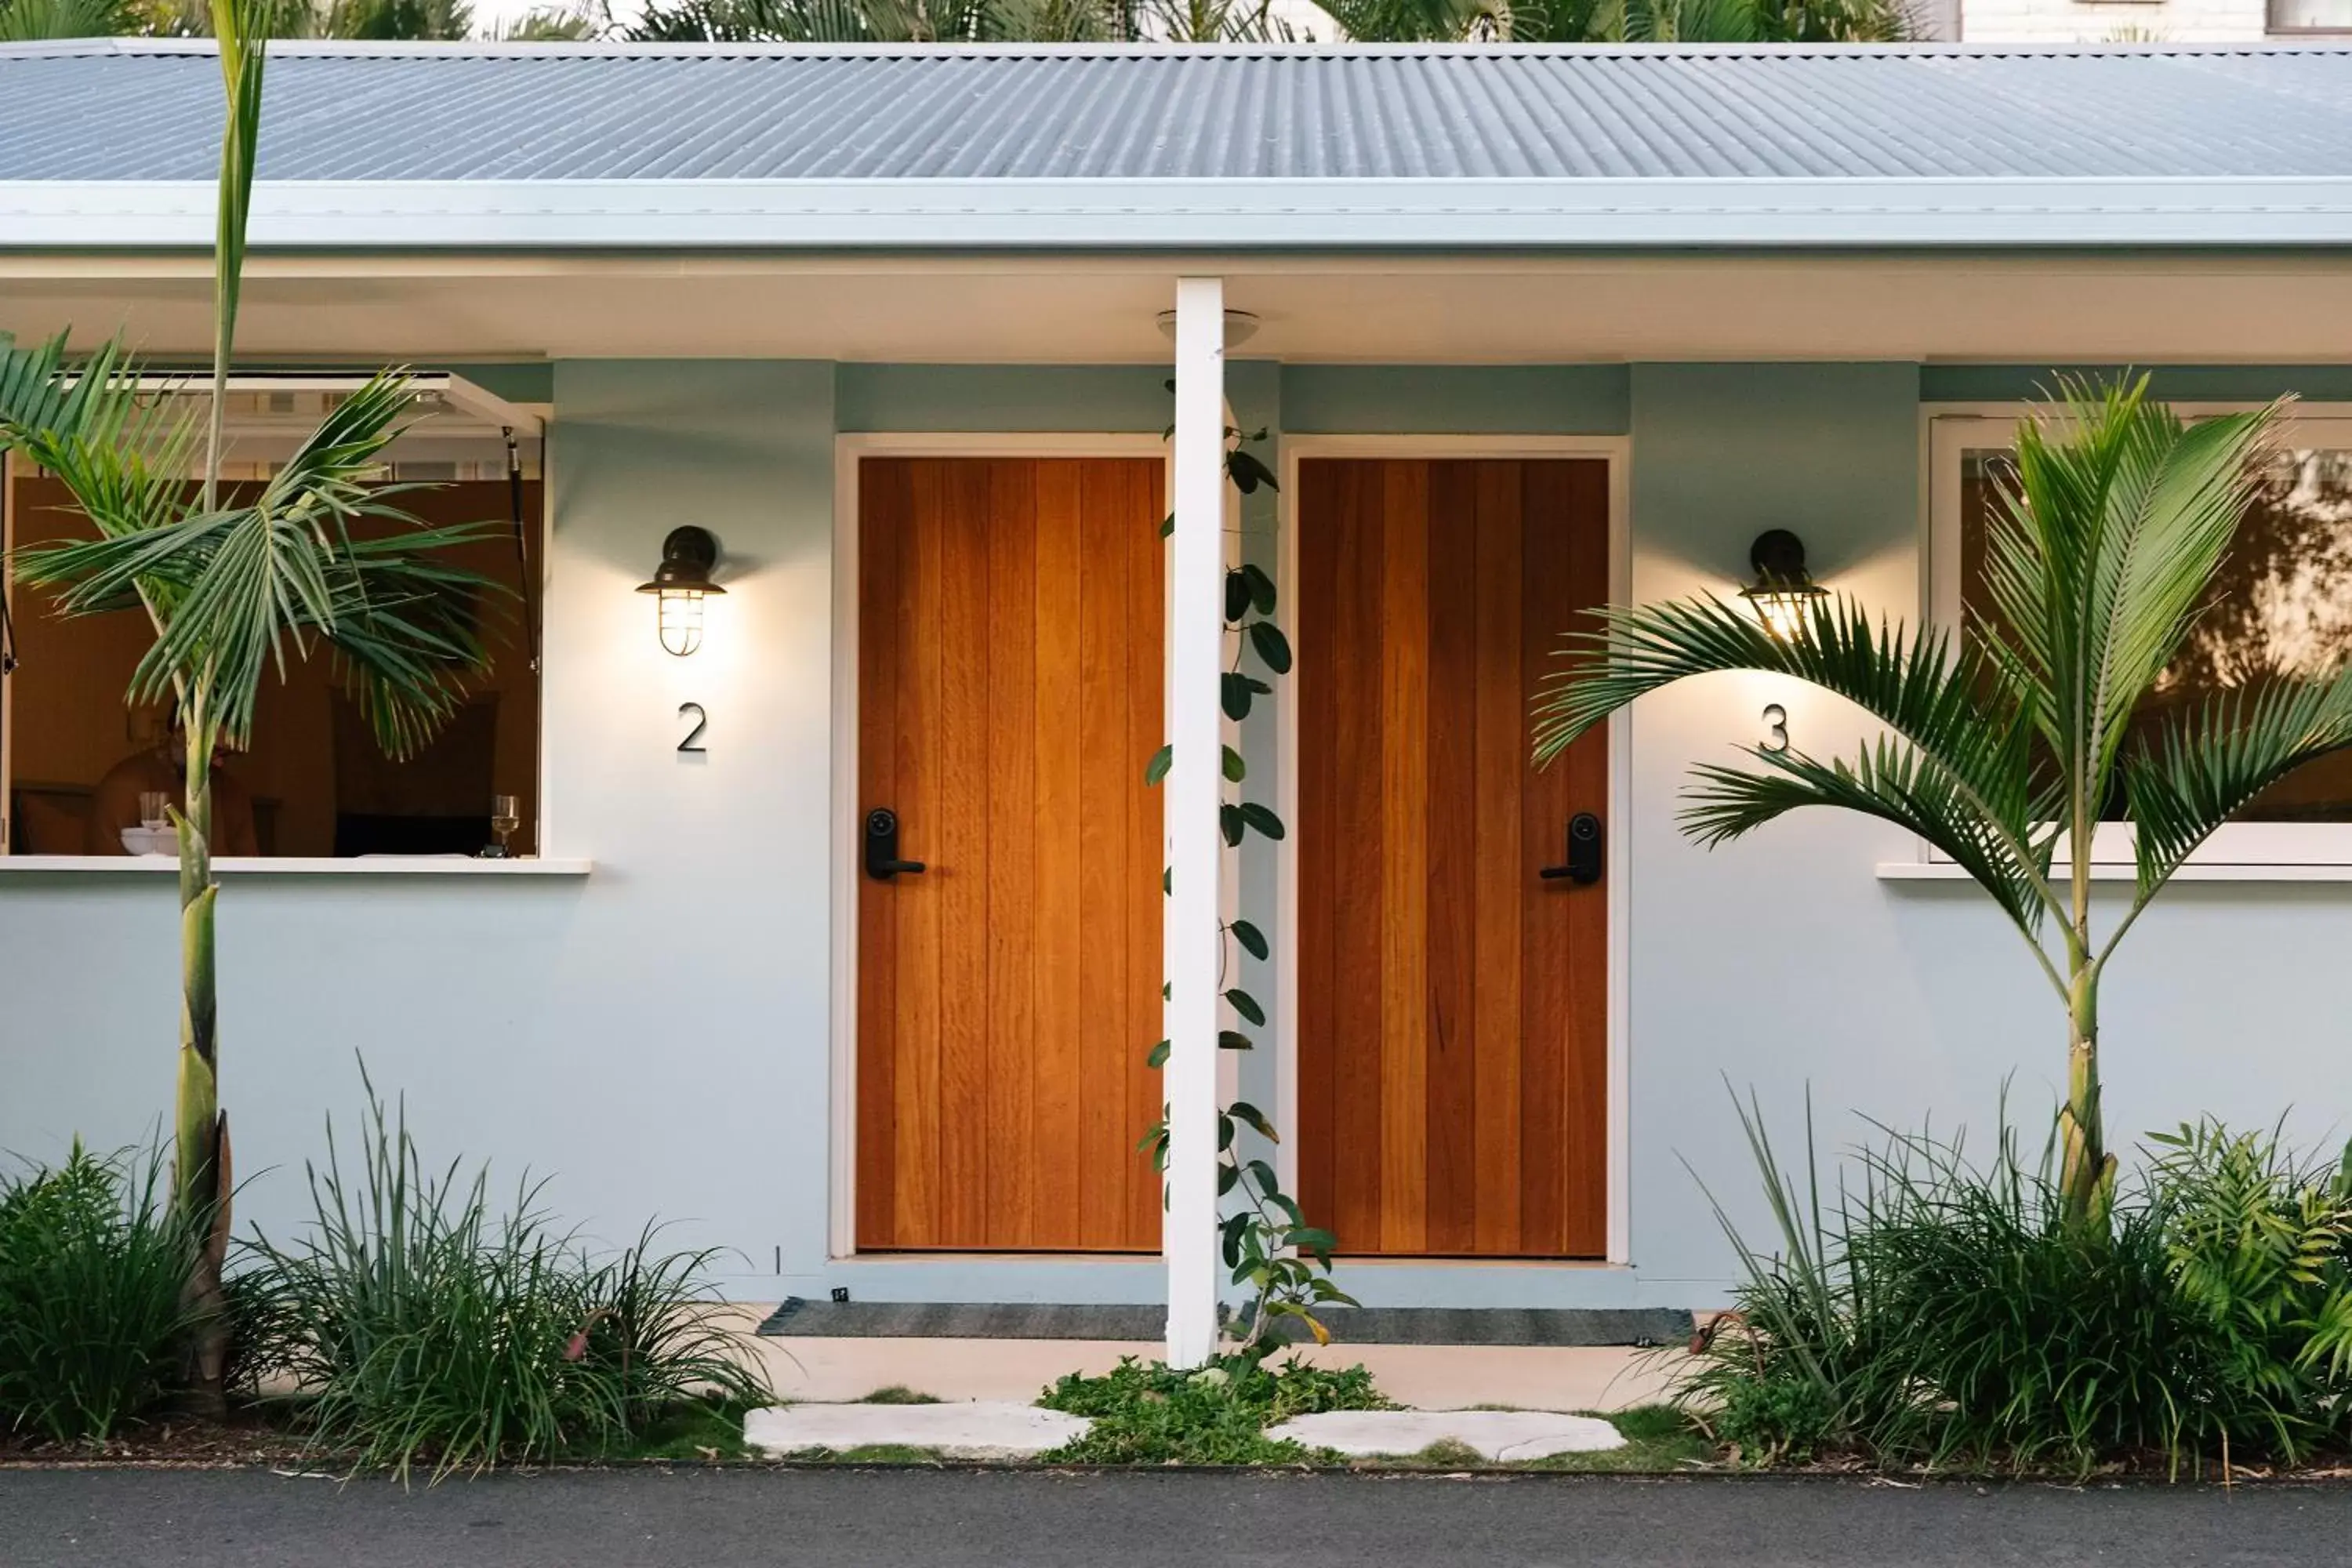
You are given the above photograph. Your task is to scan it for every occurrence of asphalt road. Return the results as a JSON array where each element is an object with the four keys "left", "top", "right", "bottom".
[{"left": 5, "top": 1466, "right": 2351, "bottom": 1567}]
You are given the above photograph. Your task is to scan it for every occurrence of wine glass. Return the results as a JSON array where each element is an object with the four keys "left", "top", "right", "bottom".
[
  {"left": 137, "top": 791, "right": 170, "bottom": 831},
  {"left": 487, "top": 794, "right": 520, "bottom": 858}
]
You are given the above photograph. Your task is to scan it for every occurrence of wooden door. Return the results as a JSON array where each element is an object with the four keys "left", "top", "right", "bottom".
[
  {"left": 855, "top": 456, "right": 1164, "bottom": 1253},
  {"left": 1295, "top": 458, "right": 1611, "bottom": 1258}
]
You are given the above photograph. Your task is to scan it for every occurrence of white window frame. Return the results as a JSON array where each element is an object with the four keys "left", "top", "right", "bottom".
[{"left": 1927, "top": 401, "right": 2352, "bottom": 870}]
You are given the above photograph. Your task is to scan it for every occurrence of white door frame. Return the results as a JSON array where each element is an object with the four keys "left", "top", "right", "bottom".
[
  {"left": 827, "top": 430, "right": 1174, "bottom": 1260},
  {"left": 1275, "top": 434, "right": 1635, "bottom": 1266}
]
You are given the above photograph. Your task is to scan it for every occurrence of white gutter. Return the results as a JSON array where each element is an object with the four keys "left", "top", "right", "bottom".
[{"left": 3, "top": 177, "right": 2352, "bottom": 251}]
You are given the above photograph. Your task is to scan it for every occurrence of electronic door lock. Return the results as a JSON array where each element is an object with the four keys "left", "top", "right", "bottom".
[
  {"left": 864, "top": 808, "right": 927, "bottom": 880},
  {"left": 1539, "top": 812, "right": 1604, "bottom": 886}
]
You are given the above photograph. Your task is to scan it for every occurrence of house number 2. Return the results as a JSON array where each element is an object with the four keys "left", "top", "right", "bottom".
[
  {"left": 677, "top": 702, "right": 709, "bottom": 753},
  {"left": 1761, "top": 703, "right": 1790, "bottom": 754}
]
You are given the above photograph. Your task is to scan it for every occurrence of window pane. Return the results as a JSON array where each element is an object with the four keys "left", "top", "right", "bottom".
[
  {"left": 5, "top": 469, "right": 542, "bottom": 857},
  {"left": 1958, "top": 444, "right": 2352, "bottom": 822},
  {"left": 2271, "top": 0, "right": 2352, "bottom": 31}
]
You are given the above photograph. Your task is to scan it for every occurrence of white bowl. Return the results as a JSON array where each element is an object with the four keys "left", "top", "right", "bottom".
[{"left": 120, "top": 826, "right": 176, "bottom": 856}]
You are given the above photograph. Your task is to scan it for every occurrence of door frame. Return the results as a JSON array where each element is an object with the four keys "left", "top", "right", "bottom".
[
  {"left": 1276, "top": 435, "right": 1634, "bottom": 1266},
  {"left": 828, "top": 431, "right": 1174, "bottom": 1259}
]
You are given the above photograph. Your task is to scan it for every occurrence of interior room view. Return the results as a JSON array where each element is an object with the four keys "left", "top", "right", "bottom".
[{"left": 0, "top": 377, "right": 543, "bottom": 861}]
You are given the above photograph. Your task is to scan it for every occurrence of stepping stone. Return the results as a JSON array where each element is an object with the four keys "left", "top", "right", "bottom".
[
  {"left": 742, "top": 1401, "right": 1092, "bottom": 1460},
  {"left": 1265, "top": 1410, "right": 1627, "bottom": 1461}
]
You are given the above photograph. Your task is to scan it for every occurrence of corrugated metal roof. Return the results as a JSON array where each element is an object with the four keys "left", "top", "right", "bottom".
[{"left": 2, "top": 40, "right": 2350, "bottom": 185}]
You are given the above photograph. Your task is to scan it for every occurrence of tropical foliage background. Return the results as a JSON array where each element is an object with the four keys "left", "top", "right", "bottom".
[
  {"left": 0, "top": 0, "right": 600, "bottom": 38},
  {"left": 0, "top": 0, "right": 1911, "bottom": 44}
]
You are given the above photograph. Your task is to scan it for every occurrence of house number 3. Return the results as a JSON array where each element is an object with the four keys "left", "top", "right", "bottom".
[
  {"left": 678, "top": 702, "right": 709, "bottom": 753},
  {"left": 1761, "top": 703, "right": 1790, "bottom": 754}
]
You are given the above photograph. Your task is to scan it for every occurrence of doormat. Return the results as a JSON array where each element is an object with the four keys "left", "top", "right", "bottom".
[{"left": 754, "top": 1299, "right": 1693, "bottom": 1347}]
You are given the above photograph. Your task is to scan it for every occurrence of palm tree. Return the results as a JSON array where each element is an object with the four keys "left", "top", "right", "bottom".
[
  {"left": 132, "top": 0, "right": 474, "bottom": 36},
  {"left": 0, "top": 0, "right": 137, "bottom": 38},
  {"left": 1534, "top": 380, "right": 2352, "bottom": 1230},
  {"left": 0, "top": 0, "right": 499, "bottom": 1410},
  {"left": 626, "top": 0, "right": 1130, "bottom": 39},
  {"left": 1316, "top": 0, "right": 1908, "bottom": 40}
]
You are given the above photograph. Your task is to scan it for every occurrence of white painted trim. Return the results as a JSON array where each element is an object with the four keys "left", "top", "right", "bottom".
[
  {"left": 826, "top": 429, "right": 1174, "bottom": 1265},
  {"left": 1274, "top": 434, "right": 1635, "bottom": 1269},
  {"left": 1880, "top": 858, "right": 2352, "bottom": 884},
  {"left": 0, "top": 855, "right": 590, "bottom": 875},
  {"left": 1, "top": 449, "right": 13, "bottom": 858},
  {"left": 1165, "top": 278, "right": 1227, "bottom": 1369},
  {"left": 1920, "top": 401, "right": 2352, "bottom": 870},
  {"left": 99, "top": 371, "right": 546, "bottom": 439},
  {"left": 11, "top": 176, "right": 2352, "bottom": 252}
]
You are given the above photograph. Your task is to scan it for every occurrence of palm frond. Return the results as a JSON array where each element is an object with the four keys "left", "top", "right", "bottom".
[
  {"left": 1537, "top": 592, "right": 2053, "bottom": 882},
  {"left": 1981, "top": 378, "right": 2281, "bottom": 826},
  {"left": 0, "top": 337, "right": 204, "bottom": 533},
  {"left": 0, "top": 0, "right": 138, "bottom": 42},
  {"left": 1683, "top": 738, "right": 2054, "bottom": 939},
  {"left": 14, "top": 369, "right": 504, "bottom": 754},
  {"left": 2121, "top": 669, "right": 2352, "bottom": 899}
]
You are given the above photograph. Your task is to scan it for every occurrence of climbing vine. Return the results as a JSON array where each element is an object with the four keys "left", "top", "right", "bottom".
[{"left": 1143, "top": 406, "right": 1356, "bottom": 1356}]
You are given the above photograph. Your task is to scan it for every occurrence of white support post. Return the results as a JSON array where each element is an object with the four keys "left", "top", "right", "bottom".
[{"left": 1164, "top": 276, "right": 1225, "bottom": 1370}]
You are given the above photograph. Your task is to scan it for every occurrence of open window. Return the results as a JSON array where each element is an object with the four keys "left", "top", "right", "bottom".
[
  {"left": 1, "top": 373, "right": 546, "bottom": 861},
  {"left": 1928, "top": 404, "right": 2352, "bottom": 869}
]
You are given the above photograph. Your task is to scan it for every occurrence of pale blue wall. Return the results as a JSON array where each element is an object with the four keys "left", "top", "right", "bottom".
[
  {"left": 1622, "top": 362, "right": 2352, "bottom": 1295},
  {"left": 837, "top": 364, "right": 1173, "bottom": 433},
  {"left": 1280, "top": 365, "right": 1629, "bottom": 435},
  {"left": 0, "top": 361, "right": 846, "bottom": 1299},
  {"left": 1921, "top": 365, "right": 2352, "bottom": 404},
  {"left": 10, "top": 356, "right": 2352, "bottom": 1312}
]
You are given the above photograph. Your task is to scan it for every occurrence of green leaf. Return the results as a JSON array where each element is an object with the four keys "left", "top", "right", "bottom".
[
  {"left": 1218, "top": 1029, "right": 1254, "bottom": 1051},
  {"left": 1224, "top": 987, "right": 1265, "bottom": 1026},
  {"left": 1143, "top": 744, "right": 1173, "bottom": 786},
  {"left": 1230, "top": 919, "right": 1269, "bottom": 961},
  {"left": 1216, "top": 1162, "right": 1240, "bottom": 1197},
  {"left": 1247, "top": 619, "right": 1292, "bottom": 675},
  {"left": 1222, "top": 744, "right": 1247, "bottom": 783},
  {"left": 1246, "top": 1158, "right": 1280, "bottom": 1196},
  {"left": 1218, "top": 1115, "right": 1236, "bottom": 1152},
  {"left": 1238, "top": 802, "right": 1286, "bottom": 841},
  {"left": 1228, "top": 1101, "right": 1279, "bottom": 1143},
  {"left": 1219, "top": 804, "right": 1244, "bottom": 847},
  {"left": 1225, "top": 568, "right": 1251, "bottom": 624},
  {"left": 1145, "top": 1039, "right": 1171, "bottom": 1069},
  {"left": 1239, "top": 562, "right": 1277, "bottom": 616},
  {"left": 1285, "top": 1225, "right": 1339, "bottom": 1256},
  {"left": 1221, "top": 670, "right": 1255, "bottom": 722},
  {"left": 1227, "top": 448, "right": 1278, "bottom": 496}
]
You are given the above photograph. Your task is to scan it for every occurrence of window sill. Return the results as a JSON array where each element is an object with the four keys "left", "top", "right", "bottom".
[
  {"left": 0, "top": 855, "right": 592, "bottom": 877},
  {"left": 1878, "top": 861, "right": 2352, "bottom": 884}
]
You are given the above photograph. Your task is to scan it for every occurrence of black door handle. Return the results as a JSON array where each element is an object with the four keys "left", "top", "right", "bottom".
[
  {"left": 1540, "top": 812, "right": 1603, "bottom": 885},
  {"left": 864, "top": 808, "right": 927, "bottom": 881}
]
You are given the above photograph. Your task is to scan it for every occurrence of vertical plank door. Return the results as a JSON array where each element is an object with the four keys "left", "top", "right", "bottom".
[
  {"left": 1295, "top": 458, "right": 1611, "bottom": 1258},
  {"left": 856, "top": 456, "right": 1165, "bottom": 1253}
]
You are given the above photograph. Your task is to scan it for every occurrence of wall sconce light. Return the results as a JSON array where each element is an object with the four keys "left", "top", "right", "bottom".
[
  {"left": 1738, "top": 528, "right": 1829, "bottom": 641},
  {"left": 636, "top": 525, "right": 725, "bottom": 657}
]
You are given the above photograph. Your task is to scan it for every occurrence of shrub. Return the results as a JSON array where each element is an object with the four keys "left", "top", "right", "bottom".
[
  {"left": 1039, "top": 1353, "right": 1385, "bottom": 1465},
  {"left": 2146, "top": 1118, "right": 2352, "bottom": 1455},
  {"left": 241, "top": 1080, "right": 767, "bottom": 1480},
  {"left": 1685, "top": 1094, "right": 2352, "bottom": 1476},
  {"left": 0, "top": 1145, "right": 194, "bottom": 1443}
]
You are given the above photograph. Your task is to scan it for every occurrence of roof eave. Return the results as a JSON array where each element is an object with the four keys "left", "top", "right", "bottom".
[{"left": 5, "top": 177, "right": 2352, "bottom": 251}]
